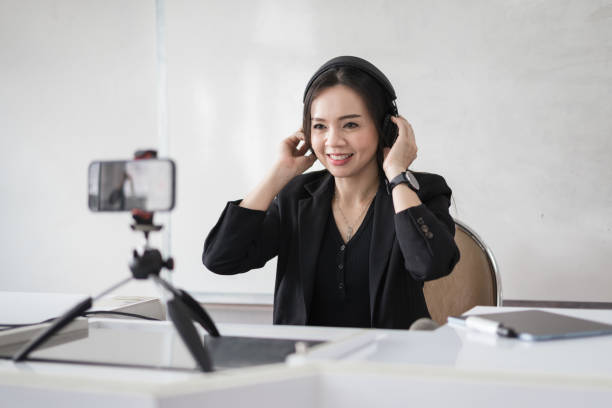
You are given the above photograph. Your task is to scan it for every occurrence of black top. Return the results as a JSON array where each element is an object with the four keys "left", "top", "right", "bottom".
[
  {"left": 308, "top": 199, "right": 375, "bottom": 328},
  {"left": 203, "top": 170, "right": 460, "bottom": 329}
]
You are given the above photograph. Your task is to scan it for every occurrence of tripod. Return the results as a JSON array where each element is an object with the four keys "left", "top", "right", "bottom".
[{"left": 13, "top": 219, "right": 220, "bottom": 373}]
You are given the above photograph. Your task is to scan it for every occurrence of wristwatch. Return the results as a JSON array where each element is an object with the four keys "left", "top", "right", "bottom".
[{"left": 387, "top": 170, "right": 420, "bottom": 192}]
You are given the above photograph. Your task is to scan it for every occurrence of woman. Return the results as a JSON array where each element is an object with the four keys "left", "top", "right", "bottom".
[{"left": 203, "top": 56, "right": 459, "bottom": 329}]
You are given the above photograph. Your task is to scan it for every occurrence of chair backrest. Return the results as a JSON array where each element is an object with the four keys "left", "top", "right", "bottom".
[{"left": 423, "top": 219, "right": 502, "bottom": 325}]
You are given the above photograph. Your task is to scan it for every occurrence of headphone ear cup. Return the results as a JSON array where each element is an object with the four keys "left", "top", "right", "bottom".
[{"left": 381, "top": 114, "right": 398, "bottom": 148}]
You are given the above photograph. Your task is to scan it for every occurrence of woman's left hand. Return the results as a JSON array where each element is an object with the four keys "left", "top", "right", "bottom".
[{"left": 382, "top": 115, "right": 418, "bottom": 180}]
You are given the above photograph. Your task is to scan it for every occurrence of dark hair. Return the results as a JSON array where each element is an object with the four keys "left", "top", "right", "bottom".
[{"left": 302, "top": 66, "right": 395, "bottom": 168}]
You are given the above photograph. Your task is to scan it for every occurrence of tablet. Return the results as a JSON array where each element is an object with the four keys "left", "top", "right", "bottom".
[{"left": 448, "top": 309, "right": 612, "bottom": 341}]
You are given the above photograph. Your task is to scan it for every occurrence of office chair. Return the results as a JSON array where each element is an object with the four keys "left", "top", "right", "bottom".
[{"left": 423, "top": 219, "right": 502, "bottom": 325}]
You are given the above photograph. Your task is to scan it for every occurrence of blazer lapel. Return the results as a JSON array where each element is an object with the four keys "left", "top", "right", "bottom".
[
  {"left": 298, "top": 173, "right": 334, "bottom": 323},
  {"left": 369, "top": 181, "right": 396, "bottom": 319}
]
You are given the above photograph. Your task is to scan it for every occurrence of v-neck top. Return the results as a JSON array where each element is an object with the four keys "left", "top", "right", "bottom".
[{"left": 307, "top": 198, "right": 375, "bottom": 328}]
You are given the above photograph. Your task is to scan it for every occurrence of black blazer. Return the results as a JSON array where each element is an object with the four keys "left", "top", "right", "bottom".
[{"left": 203, "top": 170, "right": 459, "bottom": 329}]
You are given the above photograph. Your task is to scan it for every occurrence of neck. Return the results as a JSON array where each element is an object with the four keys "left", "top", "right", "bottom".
[{"left": 333, "top": 161, "right": 380, "bottom": 206}]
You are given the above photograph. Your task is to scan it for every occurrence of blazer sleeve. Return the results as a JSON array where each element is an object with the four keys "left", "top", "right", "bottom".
[
  {"left": 202, "top": 198, "right": 280, "bottom": 275},
  {"left": 393, "top": 174, "right": 460, "bottom": 282}
]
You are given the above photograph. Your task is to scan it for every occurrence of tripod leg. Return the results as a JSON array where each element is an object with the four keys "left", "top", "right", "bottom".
[
  {"left": 167, "top": 298, "right": 214, "bottom": 372},
  {"left": 177, "top": 289, "right": 220, "bottom": 337},
  {"left": 13, "top": 297, "right": 92, "bottom": 362},
  {"left": 13, "top": 276, "right": 132, "bottom": 362}
]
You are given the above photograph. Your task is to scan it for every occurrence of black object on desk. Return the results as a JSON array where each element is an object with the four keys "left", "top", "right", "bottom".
[{"left": 448, "top": 310, "right": 612, "bottom": 341}]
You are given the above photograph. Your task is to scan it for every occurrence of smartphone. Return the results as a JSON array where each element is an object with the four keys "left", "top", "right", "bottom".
[{"left": 88, "top": 159, "right": 176, "bottom": 212}]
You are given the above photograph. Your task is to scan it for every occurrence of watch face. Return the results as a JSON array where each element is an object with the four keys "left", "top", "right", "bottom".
[{"left": 406, "top": 171, "right": 420, "bottom": 190}]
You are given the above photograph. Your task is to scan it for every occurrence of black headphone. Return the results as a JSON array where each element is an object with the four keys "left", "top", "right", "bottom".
[{"left": 303, "top": 56, "right": 399, "bottom": 148}]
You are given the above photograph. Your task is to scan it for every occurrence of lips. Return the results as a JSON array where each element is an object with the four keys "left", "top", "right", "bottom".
[
  {"left": 327, "top": 153, "right": 354, "bottom": 166},
  {"left": 328, "top": 153, "right": 353, "bottom": 160}
]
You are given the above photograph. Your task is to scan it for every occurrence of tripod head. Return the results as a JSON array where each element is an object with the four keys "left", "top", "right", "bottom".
[
  {"left": 130, "top": 248, "right": 174, "bottom": 280},
  {"left": 129, "top": 212, "right": 174, "bottom": 279}
]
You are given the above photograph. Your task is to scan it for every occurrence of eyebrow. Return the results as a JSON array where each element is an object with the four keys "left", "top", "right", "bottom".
[{"left": 311, "top": 114, "right": 362, "bottom": 122}]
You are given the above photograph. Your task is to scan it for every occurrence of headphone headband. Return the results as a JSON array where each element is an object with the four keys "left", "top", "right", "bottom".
[{"left": 302, "top": 56, "right": 397, "bottom": 103}]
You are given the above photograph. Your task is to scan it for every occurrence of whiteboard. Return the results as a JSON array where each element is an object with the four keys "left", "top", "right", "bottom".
[{"left": 168, "top": 0, "right": 612, "bottom": 301}]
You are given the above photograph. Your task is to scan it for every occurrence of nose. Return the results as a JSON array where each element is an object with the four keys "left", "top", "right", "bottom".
[{"left": 325, "top": 125, "right": 344, "bottom": 147}]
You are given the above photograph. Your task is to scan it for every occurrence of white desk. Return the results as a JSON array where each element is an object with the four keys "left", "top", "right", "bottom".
[{"left": 2, "top": 306, "right": 612, "bottom": 407}]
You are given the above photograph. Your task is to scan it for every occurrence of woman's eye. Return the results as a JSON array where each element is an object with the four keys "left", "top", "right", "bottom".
[
  {"left": 344, "top": 122, "right": 358, "bottom": 129},
  {"left": 313, "top": 123, "right": 325, "bottom": 130}
]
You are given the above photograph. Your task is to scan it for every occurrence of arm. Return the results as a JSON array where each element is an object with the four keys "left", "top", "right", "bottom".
[
  {"left": 381, "top": 116, "right": 459, "bottom": 281},
  {"left": 202, "top": 129, "right": 316, "bottom": 274},
  {"left": 393, "top": 179, "right": 459, "bottom": 281},
  {"left": 240, "top": 130, "right": 316, "bottom": 211},
  {"left": 381, "top": 115, "right": 422, "bottom": 213},
  {"left": 202, "top": 198, "right": 281, "bottom": 274}
]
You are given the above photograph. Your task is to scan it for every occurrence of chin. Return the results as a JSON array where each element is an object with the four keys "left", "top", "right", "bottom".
[
  {"left": 325, "top": 166, "right": 358, "bottom": 179},
  {"left": 324, "top": 159, "right": 377, "bottom": 179}
]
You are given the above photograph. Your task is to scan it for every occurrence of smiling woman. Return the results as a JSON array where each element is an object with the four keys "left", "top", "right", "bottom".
[{"left": 202, "top": 56, "right": 460, "bottom": 329}]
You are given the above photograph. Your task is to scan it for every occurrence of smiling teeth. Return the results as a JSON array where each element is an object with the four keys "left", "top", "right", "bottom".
[{"left": 329, "top": 154, "right": 352, "bottom": 160}]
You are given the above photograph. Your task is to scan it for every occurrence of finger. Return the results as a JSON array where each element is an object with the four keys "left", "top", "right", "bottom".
[
  {"left": 286, "top": 134, "right": 301, "bottom": 146},
  {"left": 295, "top": 128, "right": 305, "bottom": 140},
  {"left": 390, "top": 115, "right": 413, "bottom": 130},
  {"left": 390, "top": 115, "right": 408, "bottom": 131},
  {"left": 391, "top": 116, "right": 415, "bottom": 142},
  {"left": 389, "top": 116, "right": 406, "bottom": 141},
  {"left": 382, "top": 147, "right": 391, "bottom": 160},
  {"left": 391, "top": 114, "right": 409, "bottom": 123},
  {"left": 402, "top": 119, "right": 416, "bottom": 145}
]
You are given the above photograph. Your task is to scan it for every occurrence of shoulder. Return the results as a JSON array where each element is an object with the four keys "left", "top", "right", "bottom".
[
  {"left": 278, "top": 169, "right": 331, "bottom": 200},
  {"left": 411, "top": 171, "right": 453, "bottom": 201}
]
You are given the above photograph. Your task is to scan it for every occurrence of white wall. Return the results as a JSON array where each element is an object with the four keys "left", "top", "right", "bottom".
[
  {"left": 168, "top": 0, "right": 612, "bottom": 301},
  {"left": 1, "top": 0, "right": 611, "bottom": 302},
  {"left": 0, "top": 0, "right": 161, "bottom": 296}
]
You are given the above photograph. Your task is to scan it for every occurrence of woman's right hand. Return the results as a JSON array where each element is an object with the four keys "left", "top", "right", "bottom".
[
  {"left": 240, "top": 129, "right": 316, "bottom": 211},
  {"left": 276, "top": 128, "right": 317, "bottom": 179}
]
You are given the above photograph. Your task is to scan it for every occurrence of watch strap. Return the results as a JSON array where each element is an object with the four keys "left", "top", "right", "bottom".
[{"left": 388, "top": 171, "right": 419, "bottom": 192}]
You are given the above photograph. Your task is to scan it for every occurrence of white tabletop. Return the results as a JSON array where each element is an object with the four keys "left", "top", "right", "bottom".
[
  {"left": 352, "top": 306, "right": 612, "bottom": 380},
  {"left": 2, "top": 305, "right": 612, "bottom": 407}
]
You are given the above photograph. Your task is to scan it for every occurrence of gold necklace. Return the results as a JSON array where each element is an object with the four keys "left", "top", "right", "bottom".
[{"left": 334, "top": 192, "right": 376, "bottom": 242}]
